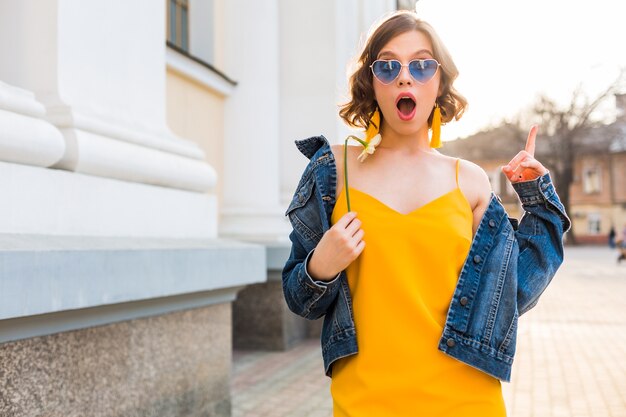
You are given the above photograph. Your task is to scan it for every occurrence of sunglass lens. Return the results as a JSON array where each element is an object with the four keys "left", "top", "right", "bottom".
[
  {"left": 408, "top": 59, "right": 439, "bottom": 83},
  {"left": 372, "top": 60, "right": 401, "bottom": 84}
]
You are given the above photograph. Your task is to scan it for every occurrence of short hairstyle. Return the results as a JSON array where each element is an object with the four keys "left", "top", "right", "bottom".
[{"left": 339, "top": 11, "right": 467, "bottom": 131}]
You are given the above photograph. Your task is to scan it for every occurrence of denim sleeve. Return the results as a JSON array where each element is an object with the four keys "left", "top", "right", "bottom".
[
  {"left": 511, "top": 171, "right": 572, "bottom": 316},
  {"left": 282, "top": 229, "right": 342, "bottom": 320}
]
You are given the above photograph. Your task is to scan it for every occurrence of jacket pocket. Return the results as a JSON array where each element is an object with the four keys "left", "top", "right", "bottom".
[
  {"left": 285, "top": 173, "right": 315, "bottom": 215},
  {"left": 285, "top": 175, "right": 322, "bottom": 242}
]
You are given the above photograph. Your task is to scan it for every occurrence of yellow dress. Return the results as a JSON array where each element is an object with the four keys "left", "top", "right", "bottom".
[{"left": 329, "top": 158, "right": 507, "bottom": 416}]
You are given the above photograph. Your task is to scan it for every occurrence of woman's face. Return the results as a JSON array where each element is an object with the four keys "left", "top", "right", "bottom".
[{"left": 372, "top": 30, "right": 440, "bottom": 138}]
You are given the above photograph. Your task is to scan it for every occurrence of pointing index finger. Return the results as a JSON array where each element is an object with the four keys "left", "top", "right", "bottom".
[{"left": 525, "top": 125, "right": 538, "bottom": 157}]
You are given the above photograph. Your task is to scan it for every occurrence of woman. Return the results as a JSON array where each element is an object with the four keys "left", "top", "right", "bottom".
[{"left": 282, "top": 10, "right": 571, "bottom": 416}]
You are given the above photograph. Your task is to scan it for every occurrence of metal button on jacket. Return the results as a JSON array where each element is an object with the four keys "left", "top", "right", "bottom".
[
  {"left": 446, "top": 338, "right": 456, "bottom": 347},
  {"left": 488, "top": 219, "right": 496, "bottom": 227},
  {"left": 460, "top": 296, "right": 468, "bottom": 306},
  {"left": 473, "top": 255, "right": 481, "bottom": 264}
]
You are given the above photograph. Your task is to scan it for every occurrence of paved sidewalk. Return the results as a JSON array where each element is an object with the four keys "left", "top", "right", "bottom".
[{"left": 231, "top": 246, "right": 626, "bottom": 417}]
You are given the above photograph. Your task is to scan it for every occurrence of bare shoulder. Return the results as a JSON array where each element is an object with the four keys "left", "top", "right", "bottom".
[
  {"left": 457, "top": 158, "right": 492, "bottom": 210},
  {"left": 330, "top": 143, "right": 360, "bottom": 160},
  {"left": 330, "top": 143, "right": 344, "bottom": 163},
  {"left": 330, "top": 144, "right": 345, "bottom": 178},
  {"left": 330, "top": 143, "right": 361, "bottom": 192},
  {"left": 458, "top": 158, "right": 491, "bottom": 185}
]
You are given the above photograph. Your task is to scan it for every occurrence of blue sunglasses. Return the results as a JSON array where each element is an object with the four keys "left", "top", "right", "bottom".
[{"left": 370, "top": 59, "right": 441, "bottom": 85}]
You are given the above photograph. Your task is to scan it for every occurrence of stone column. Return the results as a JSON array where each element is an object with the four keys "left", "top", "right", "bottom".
[
  {"left": 219, "top": 0, "right": 291, "bottom": 241},
  {"left": 279, "top": 0, "right": 396, "bottom": 206}
]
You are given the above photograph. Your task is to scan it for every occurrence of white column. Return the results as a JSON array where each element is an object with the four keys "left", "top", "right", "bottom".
[
  {"left": 278, "top": 0, "right": 340, "bottom": 209},
  {"left": 220, "top": 0, "right": 290, "bottom": 241},
  {"left": 0, "top": 0, "right": 215, "bottom": 193},
  {"left": 278, "top": 0, "right": 396, "bottom": 207}
]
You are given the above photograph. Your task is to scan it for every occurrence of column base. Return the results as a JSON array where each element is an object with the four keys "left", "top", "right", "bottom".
[
  {"left": 219, "top": 208, "right": 292, "bottom": 242},
  {"left": 232, "top": 242, "right": 323, "bottom": 351},
  {"left": 0, "top": 161, "right": 216, "bottom": 238},
  {"left": 0, "top": 303, "right": 232, "bottom": 417}
]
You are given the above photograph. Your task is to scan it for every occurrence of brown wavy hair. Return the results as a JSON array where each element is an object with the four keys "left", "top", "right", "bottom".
[{"left": 339, "top": 11, "right": 467, "bottom": 131}]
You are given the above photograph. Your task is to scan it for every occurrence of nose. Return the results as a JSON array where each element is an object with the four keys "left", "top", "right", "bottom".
[{"left": 396, "top": 64, "right": 412, "bottom": 86}]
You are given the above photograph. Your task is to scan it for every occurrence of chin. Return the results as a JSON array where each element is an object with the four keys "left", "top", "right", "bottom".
[{"left": 389, "top": 121, "right": 426, "bottom": 137}]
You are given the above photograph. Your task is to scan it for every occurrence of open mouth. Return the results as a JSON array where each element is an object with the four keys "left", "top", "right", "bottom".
[
  {"left": 397, "top": 97, "right": 416, "bottom": 115},
  {"left": 396, "top": 96, "right": 416, "bottom": 120}
]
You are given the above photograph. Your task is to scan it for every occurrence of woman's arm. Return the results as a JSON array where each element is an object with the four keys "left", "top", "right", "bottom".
[
  {"left": 511, "top": 172, "right": 571, "bottom": 315},
  {"left": 282, "top": 228, "right": 342, "bottom": 320},
  {"left": 283, "top": 145, "right": 365, "bottom": 320},
  {"left": 501, "top": 126, "right": 572, "bottom": 315},
  {"left": 460, "top": 160, "right": 495, "bottom": 238}
]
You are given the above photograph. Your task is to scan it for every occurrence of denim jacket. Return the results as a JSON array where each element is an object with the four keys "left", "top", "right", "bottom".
[{"left": 282, "top": 135, "right": 571, "bottom": 383}]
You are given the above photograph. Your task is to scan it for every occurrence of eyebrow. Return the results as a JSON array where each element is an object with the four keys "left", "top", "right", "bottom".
[{"left": 377, "top": 49, "right": 434, "bottom": 59}]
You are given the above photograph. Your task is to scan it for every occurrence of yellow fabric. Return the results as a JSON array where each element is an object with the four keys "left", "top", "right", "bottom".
[{"left": 329, "top": 158, "right": 506, "bottom": 416}]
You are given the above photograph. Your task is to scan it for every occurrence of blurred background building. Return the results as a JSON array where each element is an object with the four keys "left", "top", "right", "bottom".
[{"left": 445, "top": 96, "right": 626, "bottom": 245}]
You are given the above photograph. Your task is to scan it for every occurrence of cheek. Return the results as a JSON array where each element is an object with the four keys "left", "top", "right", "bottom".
[
  {"left": 417, "top": 80, "right": 440, "bottom": 110},
  {"left": 372, "top": 82, "right": 383, "bottom": 105},
  {"left": 373, "top": 84, "right": 395, "bottom": 114},
  {"left": 422, "top": 83, "right": 439, "bottom": 104},
  {"left": 432, "top": 76, "right": 442, "bottom": 99}
]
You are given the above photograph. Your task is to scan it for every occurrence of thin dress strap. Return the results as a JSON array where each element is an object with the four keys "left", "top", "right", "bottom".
[
  {"left": 455, "top": 158, "right": 460, "bottom": 188},
  {"left": 343, "top": 141, "right": 351, "bottom": 212}
]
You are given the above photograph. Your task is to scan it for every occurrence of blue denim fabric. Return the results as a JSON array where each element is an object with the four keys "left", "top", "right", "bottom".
[{"left": 282, "top": 135, "right": 571, "bottom": 382}]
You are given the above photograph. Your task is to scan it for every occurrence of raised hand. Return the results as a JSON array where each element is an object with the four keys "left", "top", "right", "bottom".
[{"left": 501, "top": 125, "right": 549, "bottom": 183}]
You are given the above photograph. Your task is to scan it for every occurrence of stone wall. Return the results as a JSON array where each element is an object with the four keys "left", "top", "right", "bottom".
[{"left": 0, "top": 303, "right": 231, "bottom": 417}]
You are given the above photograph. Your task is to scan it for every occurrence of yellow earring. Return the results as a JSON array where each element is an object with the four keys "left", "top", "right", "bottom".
[
  {"left": 344, "top": 107, "right": 382, "bottom": 211},
  {"left": 356, "top": 108, "right": 382, "bottom": 162},
  {"left": 430, "top": 103, "right": 442, "bottom": 148},
  {"left": 364, "top": 108, "right": 381, "bottom": 141}
]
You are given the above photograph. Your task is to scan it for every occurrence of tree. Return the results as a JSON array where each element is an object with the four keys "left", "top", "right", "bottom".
[{"left": 513, "top": 70, "right": 625, "bottom": 245}]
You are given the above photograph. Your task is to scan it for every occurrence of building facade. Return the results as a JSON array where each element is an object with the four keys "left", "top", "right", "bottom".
[{"left": 0, "top": 1, "right": 397, "bottom": 416}]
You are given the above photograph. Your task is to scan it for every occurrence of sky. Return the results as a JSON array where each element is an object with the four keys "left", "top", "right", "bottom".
[{"left": 411, "top": 0, "right": 626, "bottom": 141}]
